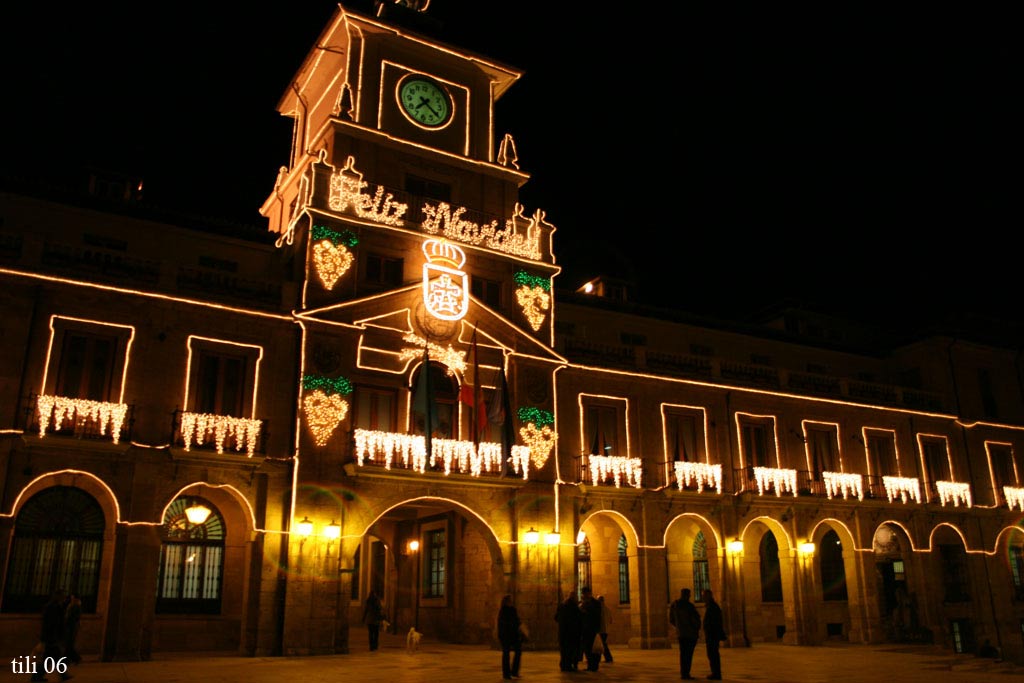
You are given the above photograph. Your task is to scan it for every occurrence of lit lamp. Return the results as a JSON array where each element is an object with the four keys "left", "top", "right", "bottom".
[
  {"left": 523, "top": 527, "right": 540, "bottom": 545},
  {"left": 408, "top": 539, "right": 420, "bottom": 553},
  {"left": 324, "top": 520, "right": 341, "bottom": 540},
  {"left": 184, "top": 503, "right": 212, "bottom": 525},
  {"left": 576, "top": 530, "right": 587, "bottom": 544},
  {"left": 545, "top": 530, "right": 561, "bottom": 546},
  {"left": 799, "top": 541, "right": 816, "bottom": 555},
  {"left": 727, "top": 540, "right": 744, "bottom": 554},
  {"left": 296, "top": 516, "right": 314, "bottom": 537}
]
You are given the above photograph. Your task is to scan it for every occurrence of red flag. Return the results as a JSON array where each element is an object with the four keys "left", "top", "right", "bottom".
[{"left": 458, "top": 326, "right": 487, "bottom": 444}]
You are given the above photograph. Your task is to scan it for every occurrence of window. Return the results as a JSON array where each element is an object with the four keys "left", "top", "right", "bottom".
[
  {"left": 406, "top": 175, "right": 451, "bottom": 202},
  {"left": 617, "top": 534, "right": 630, "bottom": 604},
  {"left": 807, "top": 426, "right": 839, "bottom": 477},
  {"left": 867, "top": 431, "right": 897, "bottom": 477},
  {"left": 354, "top": 386, "right": 397, "bottom": 432},
  {"left": 576, "top": 539, "right": 592, "bottom": 600},
  {"left": 56, "top": 331, "right": 118, "bottom": 401},
  {"left": 740, "top": 418, "right": 773, "bottom": 468},
  {"left": 819, "top": 530, "right": 848, "bottom": 601},
  {"left": 193, "top": 350, "right": 246, "bottom": 416},
  {"left": 585, "top": 401, "right": 623, "bottom": 457},
  {"left": 470, "top": 277, "right": 501, "bottom": 308},
  {"left": 351, "top": 546, "right": 361, "bottom": 600},
  {"left": 939, "top": 544, "right": 970, "bottom": 603},
  {"left": 1010, "top": 545, "right": 1024, "bottom": 600},
  {"left": 978, "top": 369, "right": 999, "bottom": 419},
  {"left": 364, "top": 253, "right": 404, "bottom": 287},
  {"left": 2, "top": 487, "right": 103, "bottom": 614},
  {"left": 951, "top": 618, "right": 974, "bottom": 654},
  {"left": 989, "top": 443, "right": 1017, "bottom": 491},
  {"left": 412, "top": 362, "right": 458, "bottom": 440},
  {"left": 425, "top": 528, "right": 446, "bottom": 599},
  {"left": 620, "top": 332, "right": 646, "bottom": 346},
  {"left": 760, "top": 532, "right": 783, "bottom": 602},
  {"left": 921, "top": 437, "right": 950, "bottom": 484},
  {"left": 665, "top": 411, "right": 700, "bottom": 463},
  {"left": 157, "top": 497, "right": 224, "bottom": 614},
  {"left": 692, "top": 531, "right": 710, "bottom": 603}
]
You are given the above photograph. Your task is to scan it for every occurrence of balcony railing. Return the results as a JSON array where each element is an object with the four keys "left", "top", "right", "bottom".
[
  {"left": 1004, "top": 486, "right": 1024, "bottom": 511},
  {"left": 673, "top": 461, "right": 723, "bottom": 493},
  {"left": 41, "top": 240, "right": 160, "bottom": 285},
  {"left": 172, "top": 410, "right": 266, "bottom": 458},
  {"left": 29, "top": 394, "right": 134, "bottom": 444},
  {"left": 581, "top": 453, "right": 644, "bottom": 488}
]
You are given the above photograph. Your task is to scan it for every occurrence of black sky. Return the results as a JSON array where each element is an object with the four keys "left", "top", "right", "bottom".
[{"left": 1, "top": 2, "right": 1018, "bottom": 336}]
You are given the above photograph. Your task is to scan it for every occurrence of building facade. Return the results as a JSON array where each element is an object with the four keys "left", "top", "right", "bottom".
[{"left": 3, "top": 1, "right": 1024, "bottom": 663}]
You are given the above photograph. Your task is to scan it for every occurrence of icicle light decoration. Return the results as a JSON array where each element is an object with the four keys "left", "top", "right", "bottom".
[
  {"left": 37, "top": 395, "right": 128, "bottom": 444},
  {"left": 674, "top": 461, "right": 722, "bottom": 493},
  {"left": 353, "top": 429, "right": 530, "bottom": 479},
  {"left": 180, "top": 412, "right": 262, "bottom": 458},
  {"left": 822, "top": 471, "right": 864, "bottom": 501},
  {"left": 936, "top": 481, "right": 972, "bottom": 508},
  {"left": 883, "top": 476, "right": 921, "bottom": 504},
  {"left": 753, "top": 466, "right": 798, "bottom": 497},
  {"left": 588, "top": 455, "right": 643, "bottom": 489},
  {"left": 1004, "top": 486, "right": 1024, "bottom": 511}
]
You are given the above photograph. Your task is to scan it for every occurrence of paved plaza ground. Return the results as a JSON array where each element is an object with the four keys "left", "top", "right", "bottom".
[{"left": 5, "top": 634, "right": 1023, "bottom": 683}]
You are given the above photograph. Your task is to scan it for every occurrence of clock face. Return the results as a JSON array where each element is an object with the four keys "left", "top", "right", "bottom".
[{"left": 398, "top": 77, "right": 452, "bottom": 128}]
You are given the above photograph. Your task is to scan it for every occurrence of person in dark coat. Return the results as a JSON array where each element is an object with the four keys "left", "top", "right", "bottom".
[
  {"left": 669, "top": 588, "right": 702, "bottom": 679},
  {"left": 496, "top": 594, "right": 523, "bottom": 679},
  {"left": 34, "top": 588, "right": 70, "bottom": 682},
  {"left": 701, "top": 589, "right": 726, "bottom": 680},
  {"left": 597, "top": 595, "right": 613, "bottom": 663},
  {"left": 578, "top": 586, "right": 602, "bottom": 672},
  {"left": 555, "top": 593, "right": 582, "bottom": 671},
  {"left": 362, "top": 590, "right": 384, "bottom": 651}
]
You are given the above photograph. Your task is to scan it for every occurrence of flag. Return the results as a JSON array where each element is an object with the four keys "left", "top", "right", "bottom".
[
  {"left": 489, "top": 363, "right": 514, "bottom": 475},
  {"left": 412, "top": 345, "right": 434, "bottom": 458},
  {"left": 458, "top": 326, "right": 486, "bottom": 445}
]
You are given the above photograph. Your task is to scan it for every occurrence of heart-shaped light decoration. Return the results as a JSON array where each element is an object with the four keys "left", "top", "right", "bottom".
[
  {"left": 313, "top": 239, "right": 353, "bottom": 290},
  {"left": 303, "top": 389, "right": 349, "bottom": 446}
]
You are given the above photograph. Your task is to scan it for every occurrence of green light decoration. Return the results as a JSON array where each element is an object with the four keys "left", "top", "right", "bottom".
[
  {"left": 303, "top": 374, "right": 353, "bottom": 396},
  {"left": 517, "top": 406, "right": 554, "bottom": 427},
  {"left": 513, "top": 271, "right": 551, "bottom": 292},
  {"left": 312, "top": 224, "right": 359, "bottom": 248}
]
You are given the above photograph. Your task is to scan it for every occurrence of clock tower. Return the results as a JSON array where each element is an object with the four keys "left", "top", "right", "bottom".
[{"left": 260, "top": 1, "right": 564, "bottom": 654}]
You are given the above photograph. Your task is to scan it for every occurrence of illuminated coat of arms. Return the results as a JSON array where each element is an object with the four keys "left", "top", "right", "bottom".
[{"left": 422, "top": 238, "right": 469, "bottom": 321}]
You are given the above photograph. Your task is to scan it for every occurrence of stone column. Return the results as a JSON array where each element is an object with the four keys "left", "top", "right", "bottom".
[{"left": 102, "top": 523, "right": 160, "bottom": 660}]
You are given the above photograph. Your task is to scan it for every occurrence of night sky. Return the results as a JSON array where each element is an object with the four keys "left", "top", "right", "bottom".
[{"left": 2, "top": 2, "right": 1017, "bottom": 338}]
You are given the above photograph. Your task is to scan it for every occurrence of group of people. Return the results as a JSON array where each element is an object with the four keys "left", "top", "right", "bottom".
[
  {"left": 670, "top": 587, "right": 726, "bottom": 680},
  {"left": 33, "top": 588, "right": 82, "bottom": 682},
  {"left": 554, "top": 586, "right": 613, "bottom": 673}
]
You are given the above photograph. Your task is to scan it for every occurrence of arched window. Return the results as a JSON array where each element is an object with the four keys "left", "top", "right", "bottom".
[
  {"left": 692, "top": 531, "right": 710, "bottom": 603},
  {"left": 760, "top": 532, "right": 783, "bottom": 602},
  {"left": 411, "top": 361, "right": 458, "bottom": 439},
  {"left": 576, "top": 538, "right": 591, "bottom": 599},
  {"left": 617, "top": 534, "right": 630, "bottom": 604},
  {"left": 2, "top": 486, "right": 104, "bottom": 613},
  {"left": 157, "top": 497, "right": 224, "bottom": 614},
  {"left": 820, "top": 530, "right": 848, "bottom": 600},
  {"left": 1010, "top": 544, "right": 1024, "bottom": 600}
]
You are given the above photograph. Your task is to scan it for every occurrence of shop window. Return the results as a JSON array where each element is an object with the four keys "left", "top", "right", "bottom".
[
  {"left": 425, "top": 527, "right": 447, "bottom": 599},
  {"left": 2, "top": 487, "right": 103, "bottom": 614},
  {"left": 617, "top": 534, "right": 630, "bottom": 604},
  {"left": 157, "top": 497, "right": 224, "bottom": 614}
]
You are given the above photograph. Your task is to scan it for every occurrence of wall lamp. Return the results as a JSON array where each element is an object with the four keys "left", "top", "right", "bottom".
[
  {"left": 523, "top": 527, "right": 540, "bottom": 545},
  {"left": 727, "top": 540, "right": 744, "bottom": 554},
  {"left": 325, "top": 520, "right": 341, "bottom": 552},
  {"left": 544, "top": 530, "right": 561, "bottom": 546},
  {"left": 799, "top": 541, "right": 816, "bottom": 555}
]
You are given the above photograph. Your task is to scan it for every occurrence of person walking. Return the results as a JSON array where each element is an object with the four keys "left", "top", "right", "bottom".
[
  {"left": 555, "top": 593, "right": 582, "bottom": 672},
  {"left": 669, "top": 588, "right": 702, "bottom": 679},
  {"left": 578, "top": 586, "right": 602, "bottom": 672},
  {"left": 597, "top": 595, "right": 613, "bottom": 663},
  {"left": 63, "top": 591, "right": 82, "bottom": 666},
  {"left": 33, "top": 588, "right": 71, "bottom": 682},
  {"left": 701, "top": 588, "right": 726, "bottom": 680},
  {"left": 362, "top": 590, "right": 384, "bottom": 652},
  {"left": 496, "top": 594, "right": 523, "bottom": 679}
]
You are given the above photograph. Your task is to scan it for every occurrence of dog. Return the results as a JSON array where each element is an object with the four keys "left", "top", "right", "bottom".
[{"left": 406, "top": 627, "right": 423, "bottom": 653}]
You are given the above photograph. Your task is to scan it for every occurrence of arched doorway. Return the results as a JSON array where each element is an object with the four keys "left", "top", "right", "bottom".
[
  {"left": 872, "top": 522, "right": 925, "bottom": 643},
  {"left": 353, "top": 498, "right": 503, "bottom": 645},
  {"left": 806, "top": 522, "right": 862, "bottom": 642},
  {"left": 737, "top": 519, "right": 795, "bottom": 643},
  {"left": 577, "top": 512, "right": 639, "bottom": 648}
]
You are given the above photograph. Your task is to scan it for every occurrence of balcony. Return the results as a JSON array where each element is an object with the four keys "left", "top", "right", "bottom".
[
  {"left": 1004, "top": 486, "right": 1024, "bottom": 511},
  {"left": 880, "top": 475, "right": 921, "bottom": 504},
  {"left": 734, "top": 466, "right": 798, "bottom": 496},
  {"left": 41, "top": 240, "right": 160, "bottom": 286},
  {"left": 933, "top": 480, "right": 972, "bottom": 507},
  {"left": 581, "top": 453, "right": 644, "bottom": 489},
  {"left": 673, "top": 461, "right": 722, "bottom": 493},
  {"left": 352, "top": 428, "right": 531, "bottom": 479},
  {"left": 30, "top": 394, "right": 133, "bottom": 444},
  {"left": 173, "top": 410, "right": 266, "bottom": 458}
]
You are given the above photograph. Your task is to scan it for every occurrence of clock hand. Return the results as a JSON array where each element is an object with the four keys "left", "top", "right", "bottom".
[{"left": 417, "top": 96, "right": 441, "bottom": 117}]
